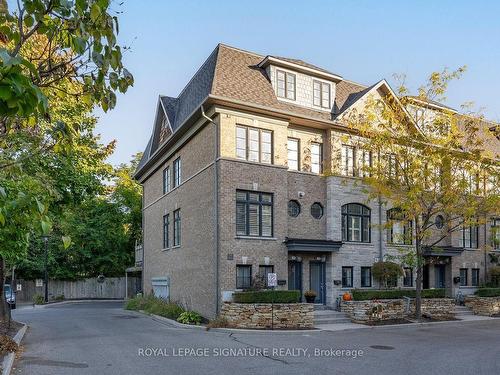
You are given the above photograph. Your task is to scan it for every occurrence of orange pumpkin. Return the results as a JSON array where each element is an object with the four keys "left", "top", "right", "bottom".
[{"left": 342, "top": 292, "right": 352, "bottom": 301}]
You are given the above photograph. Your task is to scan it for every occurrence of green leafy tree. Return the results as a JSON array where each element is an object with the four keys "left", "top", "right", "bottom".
[
  {"left": 0, "top": 0, "right": 132, "bottom": 320},
  {"left": 345, "top": 68, "right": 500, "bottom": 320},
  {"left": 16, "top": 154, "right": 142, "bottom": 280}
]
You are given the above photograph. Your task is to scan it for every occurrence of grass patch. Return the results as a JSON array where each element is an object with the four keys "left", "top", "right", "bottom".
[
  {"left": 352, "top": 288, "right": 446, "bottom": 301},
  {"left": 125, "top": 295, "right": 185, "bottom": 320},
  {"left": 233, "top": 290, "right": 301, "bottom": 303},
  {"left": 474, "top": 288, "right": 500, "bottom": 297}
]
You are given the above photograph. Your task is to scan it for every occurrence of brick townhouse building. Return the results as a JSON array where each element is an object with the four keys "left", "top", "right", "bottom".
[{"left": 134, "top": 44, "right": 500, "bottom": 318}]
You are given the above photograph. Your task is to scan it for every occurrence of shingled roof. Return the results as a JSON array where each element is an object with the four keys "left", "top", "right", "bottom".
[{"left": 136, "top": 44, "right": 499, "bottom": 175}]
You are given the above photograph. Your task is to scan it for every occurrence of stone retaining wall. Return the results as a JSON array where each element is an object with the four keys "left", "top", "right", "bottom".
[
  {"left": 220, "top": 303, "right": 314, "bottom": 329},
  {"left": 341, "top": 298, "right": 455, "bottom": 323},
  {"left": 464, "top": 296, "right": 500, "bottom": 316}
]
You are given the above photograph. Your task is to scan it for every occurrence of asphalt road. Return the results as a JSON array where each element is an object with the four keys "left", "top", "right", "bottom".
[{"left": 12, "top": 301, "right": 500, "bottom": 375}]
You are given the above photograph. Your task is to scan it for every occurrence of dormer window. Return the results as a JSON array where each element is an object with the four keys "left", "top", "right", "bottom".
[
  {"left": 313, "top": 80, "right": 330, "bottom": 109},
  {"left": 276, "top": 70, "right": 295, "bottom": 100}
]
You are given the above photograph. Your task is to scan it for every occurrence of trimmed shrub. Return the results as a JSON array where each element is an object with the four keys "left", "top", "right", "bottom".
[
  {"left": 125, "top": 295, "right": 185, "bottom": 320},
  {"left": 352, "top": 288, "right": 445, "bottom": 301},
  {"left": 233, "top": 290, "right": 301, "bottom": 303},
  {"left": 372, "top": 261, "right": 404, "bottom": 288},
  {"left": 177, "top": 311, "right": 202, "bottom": 325},
  {"left": 474, "top": 288, "right": 500, "bottom": 297},
  {"left": 488, "top": 266, "right": 500, "bottom": 287},
  {"left": 33, "top": 294, "right": 45, "bottom": 305}
]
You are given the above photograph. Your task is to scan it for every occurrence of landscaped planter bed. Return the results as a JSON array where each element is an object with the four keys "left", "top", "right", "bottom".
[{"left": 341, "top": 298, "right": 455, "bottom": 324}]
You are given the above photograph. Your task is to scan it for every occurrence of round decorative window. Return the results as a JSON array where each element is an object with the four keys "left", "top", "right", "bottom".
[
  {"left": 435, "top": 215, "right": 444, "bottom": 229},
  {"left": 311, "top": 202, "right": 324, "bottom": 219},
  {"left": 288, "top": 200, "right": 301, "bottom": 217}
]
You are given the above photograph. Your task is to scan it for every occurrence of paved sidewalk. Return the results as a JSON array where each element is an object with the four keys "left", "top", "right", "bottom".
[{"left": 317, "top": 314, "right": 496, "bottom": 331}]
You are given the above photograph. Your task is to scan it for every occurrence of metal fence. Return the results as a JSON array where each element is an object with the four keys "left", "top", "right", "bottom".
[{"left": 13, "top": 277, "right": 139, "bottom": 302}]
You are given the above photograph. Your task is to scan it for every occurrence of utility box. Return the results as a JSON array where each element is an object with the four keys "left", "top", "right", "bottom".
[{"left": 151, "top": 277, "right": 170, "bottom": 300}]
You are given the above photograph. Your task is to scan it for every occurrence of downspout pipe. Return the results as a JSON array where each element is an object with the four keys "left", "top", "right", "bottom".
[
  {"left": 201, "top": 105, "right": 220, "bottom": 315},
  {"left": 378, "top": 195, "right": 383, "bottom": 261}
]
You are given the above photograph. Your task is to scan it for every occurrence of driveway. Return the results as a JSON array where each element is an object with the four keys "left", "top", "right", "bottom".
[{"left": 12, "top": 301, "right": 500, "bottom": 375}]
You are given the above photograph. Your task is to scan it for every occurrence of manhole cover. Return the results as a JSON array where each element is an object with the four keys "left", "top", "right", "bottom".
[
  {"left": 369, "top": 345, "right": 395, "bottom": 350},
  {"left": 113, "top": 315, "right": 139, "bottom": 319}
]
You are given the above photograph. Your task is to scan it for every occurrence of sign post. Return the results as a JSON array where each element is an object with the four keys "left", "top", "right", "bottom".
[{"left": 267, "top": 273, "right": 277, "bottom": 330}]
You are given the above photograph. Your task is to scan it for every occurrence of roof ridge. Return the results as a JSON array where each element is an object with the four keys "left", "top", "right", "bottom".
[
  {"left": 217, "top": 43, "right": 265, "bottom": 58},
  {"left": 340, "top": 78, "right": 369, "bottom": 89}
]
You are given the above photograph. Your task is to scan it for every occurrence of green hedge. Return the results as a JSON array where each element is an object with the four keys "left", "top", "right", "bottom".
[
  {"left": 233, "top": 290, "right": 301, "bottom": 303},
  {"left": 352, "top": 288, "right": 446, "bottom": 301},
  {"left": 474, "top": 288, "right": 500, "bottom": 297}
]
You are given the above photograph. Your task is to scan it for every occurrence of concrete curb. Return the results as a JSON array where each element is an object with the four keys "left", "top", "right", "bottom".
[
  {"left": 2, "top": 323, "right": 28, "bottom": 375},
  {"left": 129, "top": 309, "right": 319, "bottom": 334}
]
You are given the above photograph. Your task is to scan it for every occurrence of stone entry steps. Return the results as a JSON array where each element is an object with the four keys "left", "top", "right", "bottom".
[
  {"left": 455, "top": 305, "right": 474, "bottom": 317},
  {"left": 314, "top": 308, "right": 351, "bottom": 325}
]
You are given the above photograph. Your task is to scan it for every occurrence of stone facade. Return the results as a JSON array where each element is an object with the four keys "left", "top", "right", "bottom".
[
  {"left": 464, "top": 296, "right": 500, "bottom": 316},
  {"left": 220, "top": 302, "right": 314, "bottom": 329},
  {"left": 341, "top": 298, "right": 455, "bottom": 323}
]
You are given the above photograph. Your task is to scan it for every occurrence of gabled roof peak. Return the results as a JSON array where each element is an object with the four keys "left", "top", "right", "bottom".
[{"left": 257, "top": 55, "right": 343, "bottom": 82}]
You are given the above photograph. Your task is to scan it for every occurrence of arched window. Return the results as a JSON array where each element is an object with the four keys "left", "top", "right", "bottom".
[{"left": 341, "top": 203, "right": 371, "bottom": 243}]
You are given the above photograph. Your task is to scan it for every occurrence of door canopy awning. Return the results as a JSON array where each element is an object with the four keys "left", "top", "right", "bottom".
[
  {"left": 423, "top": 246, "right": 465, "bottom": 257},
  {"left": 285, "top": 238, "right": 342, "bottom": 253}
]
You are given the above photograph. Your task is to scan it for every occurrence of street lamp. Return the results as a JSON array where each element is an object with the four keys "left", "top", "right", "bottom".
[{"left": 41, "top": 235, "right": 49, "bottom": 303}]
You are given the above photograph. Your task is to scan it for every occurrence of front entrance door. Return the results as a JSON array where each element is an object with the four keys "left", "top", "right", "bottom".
[
  {"left": 288, "top": 261, "right": 302, "bottom": 298},
  {"left": 423, "top": 264, "right": 430, "bottom": 289},
  {"left": 309, "top": 262, "right": 326, "bottom": 304},
  {"left": 435, "top": 265, "right": 446, "bottom": 288}
]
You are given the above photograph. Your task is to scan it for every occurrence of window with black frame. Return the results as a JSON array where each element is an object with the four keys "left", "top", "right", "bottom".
[
  {"left": 460, "top": 268, "right": 468, "bottom": 286},
  {"left": 162, "top": 214, "right": 169, "bottom": 249},
  {"left": 342, "top": 266, "right": 353, "bottom": 287},
  {"left": 173, "top": 209, "right": 181, "bottom": 246},
  {"left": 492, "top": 218, "right": 500, "bottom": 250},
  {"left": 236, "top": 190, "right": 273, "bottom": 237},
  {"left": 387, "top": 208, "right": 412, "bottom": 245},
  {"left": 360, "top": 267, "right": 372, "bottom": 287},
  {"left": 162, "top": 166, "right": 170, "bottom": 194},
  {"left": 459, "top": 225, "right": 478, "bottom": 249},
  {"left": 173, "top": 157, "right": 181, "bottom": 188},
  {"left": 236, "top": 265, "right": 252, "bottom": 289},
  {"left": 471, "top": 268, "right": 479, "bottom": 286},
  {"left": 342, "top": 203, "right": 371, "bottom": 243},
  {"left": 403, "top": 267, "right": 413, "bottom": 287}
]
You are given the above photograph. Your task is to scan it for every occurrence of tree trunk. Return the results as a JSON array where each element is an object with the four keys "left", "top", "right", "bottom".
[
  {"left": 415, "top": 240, "right": 423, "bottom": 321},
  {"left": 0, "top": 256, "right": 9, "bottom": 322}
]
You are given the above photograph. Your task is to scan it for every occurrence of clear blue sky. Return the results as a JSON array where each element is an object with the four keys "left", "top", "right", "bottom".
[{"left": 96, "top": 0, "right": 500, "bottom": 166}]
